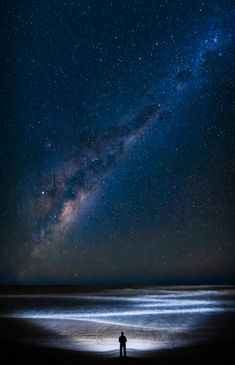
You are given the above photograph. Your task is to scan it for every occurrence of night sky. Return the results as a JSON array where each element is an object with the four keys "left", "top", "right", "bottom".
[{"left": 1, "top": 0, "right": 234, "bottom": 285}]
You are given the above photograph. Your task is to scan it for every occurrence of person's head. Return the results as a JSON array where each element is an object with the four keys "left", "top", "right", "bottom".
[{"left": 121, "top": 331, "right": 124, "bottom": 335}]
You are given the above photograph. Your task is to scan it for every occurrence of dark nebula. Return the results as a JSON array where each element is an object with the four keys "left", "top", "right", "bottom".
[{"left": 177, "top": 69, "right": 195, "bottom": 82}]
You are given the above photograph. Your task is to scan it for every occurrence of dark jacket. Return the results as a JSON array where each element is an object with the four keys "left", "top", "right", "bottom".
[{"left": 119, "top": 335, "right": 127, "bottom": 345}]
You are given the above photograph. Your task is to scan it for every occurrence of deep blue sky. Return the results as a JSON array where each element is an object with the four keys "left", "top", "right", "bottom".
[{"left": 1, "top": 0, "right": 234, "bottom": 284}]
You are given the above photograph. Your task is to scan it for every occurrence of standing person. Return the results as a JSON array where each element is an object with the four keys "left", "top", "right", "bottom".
[{"left": 119, "top": 331, "right": 127, "bottom": 357}]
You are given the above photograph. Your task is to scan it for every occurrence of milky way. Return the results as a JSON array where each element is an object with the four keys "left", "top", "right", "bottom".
[
  {"left": 30, "top": 104, "right": 162, "bottom": 250},
  {"left": 1, "top": 1, "right": 232, "bottom": 283},
  {"left": 26, "top": 6, "right": 233, "bottom": 264}
]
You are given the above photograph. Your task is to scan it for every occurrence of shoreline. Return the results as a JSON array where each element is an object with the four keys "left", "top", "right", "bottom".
[{"left": 1, "top": 285, "right": 234, "bottom": 364}]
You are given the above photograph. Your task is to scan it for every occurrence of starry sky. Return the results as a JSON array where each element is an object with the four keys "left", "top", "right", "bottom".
[{"left": 1, "top": 0, "right": 235, "bottom": 285}]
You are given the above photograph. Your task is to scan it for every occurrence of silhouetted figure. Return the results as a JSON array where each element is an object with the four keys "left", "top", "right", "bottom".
[{"left": 119, "top": 331, "right": 127, "bottom": 357}]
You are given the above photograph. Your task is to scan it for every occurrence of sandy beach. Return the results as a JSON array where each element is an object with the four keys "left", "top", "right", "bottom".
[{"left": 1, "top": 286, "right": 235, "bottom": 364}]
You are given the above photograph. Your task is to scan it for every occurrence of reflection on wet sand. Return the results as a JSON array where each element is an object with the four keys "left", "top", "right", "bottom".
[{"left": 0, "top": 286, "right": 235, "bottom": 355}]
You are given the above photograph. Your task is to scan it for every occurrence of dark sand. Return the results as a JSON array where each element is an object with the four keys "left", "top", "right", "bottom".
[
  {"left": 1, "top": 334, "right": 234, "bottom": 365},
  {"left": 1, "top": 314, "right": 234, "bottom": 365}
]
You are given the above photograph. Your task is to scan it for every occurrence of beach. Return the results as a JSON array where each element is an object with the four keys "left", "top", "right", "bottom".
[{"left": 1, "top": 285, "right": 235, "bottom": 364}]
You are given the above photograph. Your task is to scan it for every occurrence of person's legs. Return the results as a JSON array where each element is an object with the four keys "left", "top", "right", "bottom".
[
  {"left": 124, "top": 344, "right": 127, "bottom": 357},
  {"left": 120, "top": 344, "right": 122, "bottom": 357}
]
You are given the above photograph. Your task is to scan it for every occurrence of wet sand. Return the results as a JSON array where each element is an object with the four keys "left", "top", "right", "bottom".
[
  {"left": 1, "top": 285, "right": 235, "bottom": 364},
  {"left": 1, "top": 324, "right": 233, "bottom": 365}
]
